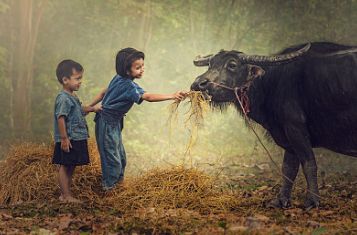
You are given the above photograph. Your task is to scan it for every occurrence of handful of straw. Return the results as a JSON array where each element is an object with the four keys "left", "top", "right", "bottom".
[{"left": 168, "top": 91, "right": 211, "bottom": 154}]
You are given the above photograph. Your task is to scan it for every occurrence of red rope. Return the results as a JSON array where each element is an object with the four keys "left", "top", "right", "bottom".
[{"left": 234, "top": 87, "right": 250, "bottom": 114}]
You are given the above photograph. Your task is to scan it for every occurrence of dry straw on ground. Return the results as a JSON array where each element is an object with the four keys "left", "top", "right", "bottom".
[
  {"left": 0, "top": 140, "right": 239, "bottom": 214},
  {"left": 106, "top": 167, "right": 238, "bottom": 214},
  {"left": 0, "top": 141, "right": 102, "bottom": 204}
]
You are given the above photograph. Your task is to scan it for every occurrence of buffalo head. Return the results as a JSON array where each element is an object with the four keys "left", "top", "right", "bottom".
[{"left": 190, "top": 44, "right": 310, "bottom": 103}]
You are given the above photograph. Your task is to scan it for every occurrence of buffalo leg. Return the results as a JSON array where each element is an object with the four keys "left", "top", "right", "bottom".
[
  {"left": 268, "top": 150, "right": 300, "bottom": 208},
  {"left": 300, "top": 156, "right": 319, "bottom": 209},
  {"left": 284, "top": 124, "right": 320, "bottom": 209}
]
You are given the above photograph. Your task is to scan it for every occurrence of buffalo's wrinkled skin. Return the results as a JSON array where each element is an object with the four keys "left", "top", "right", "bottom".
[{"left": 191, "top": 42, "right": 357, "bottom": 209}]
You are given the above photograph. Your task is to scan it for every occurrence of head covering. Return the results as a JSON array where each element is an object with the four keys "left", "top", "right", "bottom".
[{"left": 116, "top": 48, "right": 145, "bottom": 78}]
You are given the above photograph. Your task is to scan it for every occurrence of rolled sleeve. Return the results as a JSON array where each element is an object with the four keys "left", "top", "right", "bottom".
[
  {"left": 129, "top": 86, "right": 145, "bottom": 104},
  {"left": 135, "top": 88, "right": 145, "bottom": 104}
]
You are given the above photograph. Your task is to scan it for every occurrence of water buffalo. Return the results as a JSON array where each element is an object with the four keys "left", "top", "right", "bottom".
[{"left": 190, "top": 42, "right": 357, "bottom": 209}]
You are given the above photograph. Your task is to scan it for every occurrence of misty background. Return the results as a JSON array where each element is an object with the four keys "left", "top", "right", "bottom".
[{"left": 0, "top": 0, "right": 356, "bottom": 175}]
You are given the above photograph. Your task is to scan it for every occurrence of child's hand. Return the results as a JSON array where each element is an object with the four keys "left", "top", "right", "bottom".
[
  {"left": 61, "top": 137, "right": 72, "bottom": 152},
  {"left": 83, "top": 104, "right": 102, "bottom": 113},
  {"left": 173, "top": 91, "right": 188, "bottom": 102},
  {"left": 93, "top": 103, "right": 102, "bottom": 113}
]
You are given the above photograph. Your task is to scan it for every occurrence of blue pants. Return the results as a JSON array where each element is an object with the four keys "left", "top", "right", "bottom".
[{"left": 95, "top": 113, "right": 126, "bottom": 190}]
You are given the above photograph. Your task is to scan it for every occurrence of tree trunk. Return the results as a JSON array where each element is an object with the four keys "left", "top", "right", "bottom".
[
  {"left": 189, "top": 0, "right": 198, "bottom": 53},
  {"left": 137, "top": 0, "right": 152, "bottom": 51},
  {"left": 9, "top": 0, "right": 47, "bottom": 137}
]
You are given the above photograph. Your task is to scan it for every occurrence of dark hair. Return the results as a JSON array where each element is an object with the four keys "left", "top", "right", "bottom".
[
  {"left": 56, "top": 59, "right": 83, "bottom": 84},
  {"left": 116, "top": 48, "right": 145, "bottom": 77}
]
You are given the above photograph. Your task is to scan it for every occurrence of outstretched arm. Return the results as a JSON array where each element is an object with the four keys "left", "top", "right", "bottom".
[{"left": 142, "top": 91, "right": 187, "bottom": 102}]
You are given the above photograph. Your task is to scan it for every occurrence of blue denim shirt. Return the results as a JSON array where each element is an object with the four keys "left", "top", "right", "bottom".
[
  {"left": 54, "top": 91, "right": 89, "bottom": 142},
  {"left": 98, "top": 75, "right": 145, "bottom": 122}
]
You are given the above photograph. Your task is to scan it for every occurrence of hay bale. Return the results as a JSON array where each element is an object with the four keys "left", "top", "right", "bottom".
[
  {"left": 106, "top": 167, "right": 238, "bottom": 214},
  {"left": 0, "top": 142, "right": 239, "bottom": 214},
  {"left": 0, "top": 141, "right": 101, "bottom": 204}
]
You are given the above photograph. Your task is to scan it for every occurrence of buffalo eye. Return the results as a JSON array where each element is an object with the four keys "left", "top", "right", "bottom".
[{"left": 227, "top": 61, "right": 237, "bottom": 71}]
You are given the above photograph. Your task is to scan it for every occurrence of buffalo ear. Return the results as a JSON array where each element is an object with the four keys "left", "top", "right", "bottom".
[{"left": 247, "top": 65, "right": 265, "bottom": 79}]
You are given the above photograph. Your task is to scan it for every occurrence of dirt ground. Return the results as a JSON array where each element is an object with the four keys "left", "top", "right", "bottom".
[
  {"left": 0, "top": 141, "right": 356, "bottom": 234},
  {"left": 0, "top": 167, "right": 356, "bottom": 234}
]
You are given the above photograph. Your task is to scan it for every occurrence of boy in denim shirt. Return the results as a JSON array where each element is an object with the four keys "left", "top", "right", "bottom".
[
  {"left": 88, "top": 48, "right": 187, "bottom": 190},
  {"left": 53, "top": 60, "right": 101, "bottom": 203}
]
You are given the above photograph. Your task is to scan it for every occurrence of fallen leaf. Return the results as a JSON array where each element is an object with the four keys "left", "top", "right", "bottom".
[
  {"left": 319, "top": 210, "right": 335, "bottom": 217},
  {"left": 1, "top": 213, "right": 13, "bottom": 220},
  {"left": 307, "top": 220, "right": 320, "bottom": 228},
  {"left": 58, "top": 214, "right": 73, "bottom": 231},
  {"left": 228, "top": 224, "right": 248, "bottom": 232},
  {"left": 254, "top": 214, "right": 270, "bottom": 222}
]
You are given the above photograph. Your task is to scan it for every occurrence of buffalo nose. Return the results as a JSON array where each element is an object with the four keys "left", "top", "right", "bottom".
[
  {"left": 198, "top": 79, "right": 209, "bottom": 90},
  {"left": 191, "top": 78, "right": 209, "bottom": 91}
]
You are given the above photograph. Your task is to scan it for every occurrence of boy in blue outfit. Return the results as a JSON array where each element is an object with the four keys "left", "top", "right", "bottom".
[
  {"left": 89, "top": 48, "right": 187, "bottom": 190},
  {"left": 53, "top": 60, "right": 101, "bottom": 202}
]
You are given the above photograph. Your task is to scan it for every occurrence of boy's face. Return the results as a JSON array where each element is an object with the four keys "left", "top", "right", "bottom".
[
  {"left": 63, "top": 68, "right": 83, "bottom": 91},
  {"left": 129, "top": 58, "right": 144, "bottom": 79}
]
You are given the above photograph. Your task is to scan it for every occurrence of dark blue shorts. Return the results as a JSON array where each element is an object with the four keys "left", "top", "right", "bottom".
[{"left": 52, "top": 139, "right": 90, "bottom": 166}]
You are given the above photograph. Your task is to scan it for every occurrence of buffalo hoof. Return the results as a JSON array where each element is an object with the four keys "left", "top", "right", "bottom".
[
  {"left": 304, "top": 197, "right": 319, "bottom": 211},
  {"left": 267, "top": 197, "right": 291, "bottom": 209}
]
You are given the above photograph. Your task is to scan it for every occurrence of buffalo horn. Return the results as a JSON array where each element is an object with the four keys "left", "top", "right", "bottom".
[
  {"left": 238, "top": 43, "right": 311, "bottom": 63},
  {"left": 193, "top": 54, "right": 213, "bottom": 66}
]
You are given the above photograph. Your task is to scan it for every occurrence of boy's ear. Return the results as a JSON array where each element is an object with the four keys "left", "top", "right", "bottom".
[
  {"left": 247, "top": 64, "right": 265, "bottom": 79},
  {"left": 62, "top": 76, "right": 69, "bottom": 84}
]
